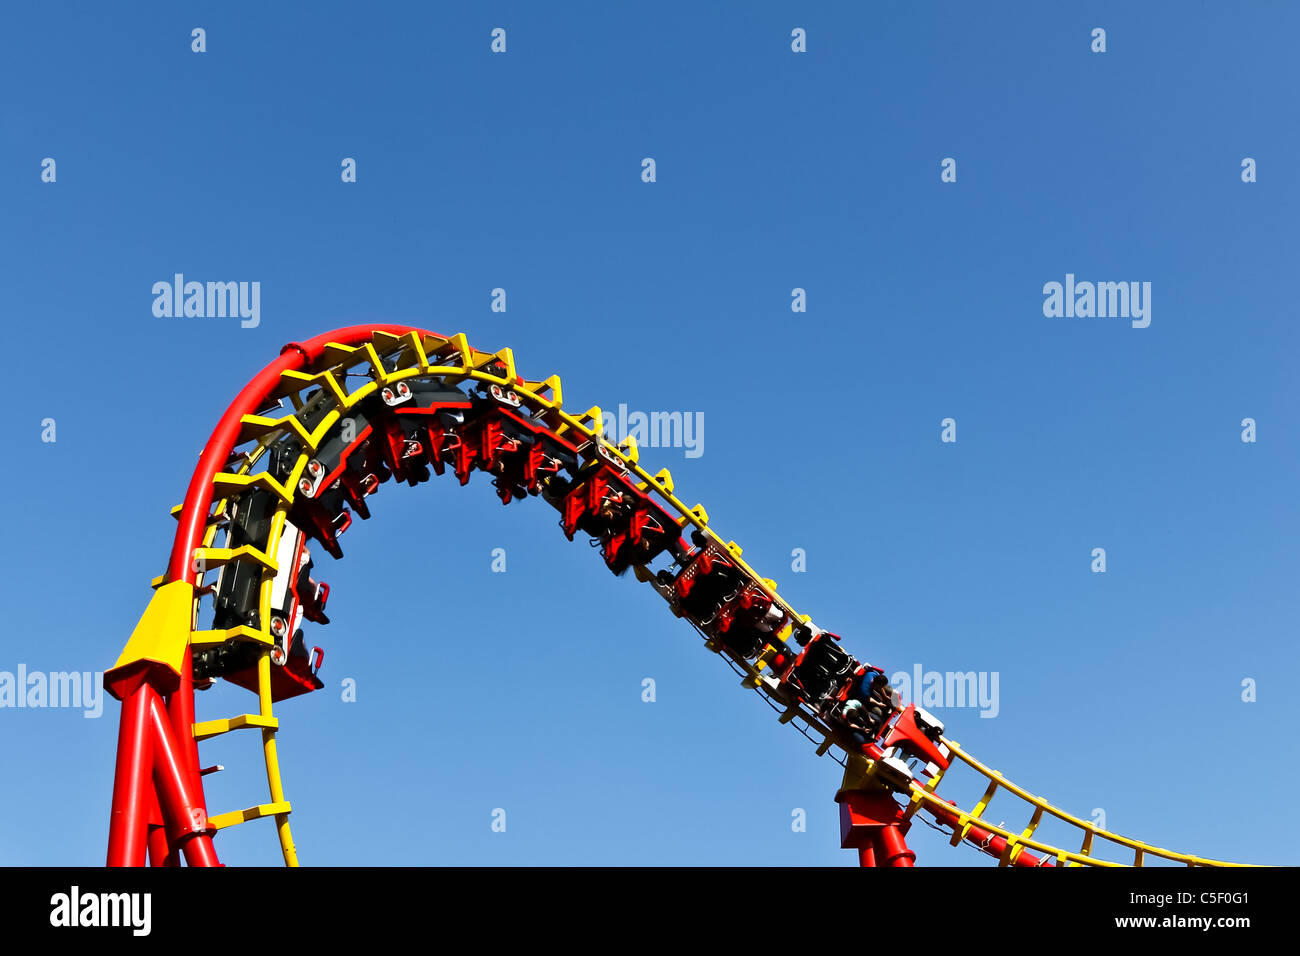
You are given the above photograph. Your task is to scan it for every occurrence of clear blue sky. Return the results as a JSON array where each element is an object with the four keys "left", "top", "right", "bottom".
[{"left": 1, "top": 2, "right": 1296, "bottom": 866}]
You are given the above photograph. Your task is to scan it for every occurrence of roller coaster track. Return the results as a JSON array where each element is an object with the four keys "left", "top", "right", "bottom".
[{"left": 104, "top": 325, "right": 1253, "bottom": 868}]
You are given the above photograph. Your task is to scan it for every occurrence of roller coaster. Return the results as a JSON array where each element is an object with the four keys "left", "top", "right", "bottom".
[{"left": 104, "top": 325, "right": 1253, "bottom": 868}]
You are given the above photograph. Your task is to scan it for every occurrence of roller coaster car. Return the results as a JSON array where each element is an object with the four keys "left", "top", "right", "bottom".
[
  {"left": 287, "top": 482, "right": 352, "bottom": 561},
  {"left": 846, "top": 663, "right": 882, "bottom": 695},
  {"left": 423, "top": 411, "right": 462, "bottom": 479},
  {"left": 828, "top": 666, "right": 895, "bottom": 744},
  {"left": 558, "top": 467, "right": 612, "bottom": 540},
  {"left": 491, "top": 437, "right": 563, "bottom": 504},
  {"left": 227, "top": 522, "right": 329, "bottom": 702},
  {"left": 672, "top": 545, "right": 744, "bottom": 621},
  {"left": 494, "top": 417, "right": 576, "bottom": 504},
  {"left": 224, "top": 629, "right": 324, "bottom": 702},
  {"left": 554, "top": 466, "right": 683, "bottom": 574},
  {"left": 383, "top": 414, "right": 446, "bottom": 488},
  {"left": 601, "top": 496, "right": 681, "bottom": 576},
  {"left": 878, "top": 705, "right": 949, "bottom": 772},
  {"left": 366, "top": 380, "right": 473, "bottom": 486},
  {"left": 434, "top": 402, "right": 522, "bottom": 487},
  {"left": 464, "top": 407, "right": 561, "bottom": 504},
  {"left": 206, "top": 513, "right": 330, "bottom": 702},
  {"left": 763, "top": 642, "right": 800, "bottom": 679},
  {"left": 356, "top": 385, "right": 574, "bottom": 505},
  {"left": 211, "top": 489, "right": 279, "bottom": 631},
  {"left": 874, "top": 754, "right": 916, "bottom": 790},
  {"left": 785, "top": 631, "right": 856, "bottom": 711},
  {"left": 713, "top": 585, "right": 788, "bottom": 659},
  {"left": 371, "top": 377, "right": 470, "bottom": 414},
  {"left": 283, "top": 439, "right": 358, "bottom": 559},
  {"left": 422, "top": 398, "right": 573, "bottom": 503},
  {"left": 293, "top": 409, "right": 378, "bottom": 523}
]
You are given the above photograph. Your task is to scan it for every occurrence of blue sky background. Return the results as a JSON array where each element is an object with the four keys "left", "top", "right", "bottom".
[{"left": 1, "top": 1, "right": 1296, "bottom": 866}]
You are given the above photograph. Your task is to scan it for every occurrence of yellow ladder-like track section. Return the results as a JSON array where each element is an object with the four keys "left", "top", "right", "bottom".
[
  {"left": 161, "top": 437, "right": 300, "bottom": 863},
  {"left": 160, "top": 329, "right": 1252, "bottom": 867},
  {"left": 898, "top": 739, "right": 1251, "bottom": 867}
]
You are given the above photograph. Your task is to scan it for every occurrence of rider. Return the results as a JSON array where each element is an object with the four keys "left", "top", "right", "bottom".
[
  {"left": 840, "top": 698, "right": 876, "bottom": 749},
  {"left": 842, "top": 671, "right": 893, "bottom": 744}
]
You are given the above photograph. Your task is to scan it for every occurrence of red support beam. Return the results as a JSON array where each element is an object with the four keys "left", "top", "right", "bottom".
[
  {"left": 873, "top": 824, "right": 916, "bottom": 867},
  {"left": 163, "top": 647, "right": 209, "bottom": 864},
  {"left": 836, "top": 787, "right": 916, "bottom": 868},
  {"left": 106, "top": 684, "right": 154, "bottom": 867},
  {"left": 146, "top": 788, "right": 177, "bottom": 867},
  {"left": 147, "top": 686, "right": 220, "bottom": 867}
]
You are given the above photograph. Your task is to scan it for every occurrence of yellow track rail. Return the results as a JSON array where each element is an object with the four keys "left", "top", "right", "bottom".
[{"left": 899, "top": 739, "right": 1251, "bottom": 867}]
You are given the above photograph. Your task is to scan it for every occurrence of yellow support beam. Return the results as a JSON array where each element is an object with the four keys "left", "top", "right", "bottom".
[
  {"left": 210, "top": 471, "right": 295, "bottom": 506},
  {"left": 319, "top": 342, "right": 362, "bottom": 368},
  {"left": 208, "top": 801, "right": 293, "bottom": 831},
  {"left": 105, "top": 581, "right": 195, "bottom": 687},
  {"left": 361, "top": 342, "right": 388, "bottom": 381},
  {"left": 636, "top": 467, "right": 674, "bottom": 496},
  {"left": 236, "top": 413, "right": 316, "bottom": 451},
  {"left": 190, "top": 625, "right": 272, "bottom": 649},
  {"left": 525, "top": 373, "right": 563, "bottom": 407},
  {"left": 190, "top": 543, "right": 278, "bottom": 575},
  {"left": 430, "top": 333, "right": 473, "bottom": 369},
  {"left": 478, "top": 347, "right": 516, "bottom": 382},
  {"left": 193, "top": 713, "right": 279, "bottom": 741},
  {"left": 275, "top": 368, "right": 351, "bottom": 405},
  {"left": 679, "top": 504, "right": 709, "bottom": 528},
  {"left": 372, "top": 329, "right": 430, "bottom": 372},
  {"left": 1001, "top": 806, "right": 1045, "bottom": 867},
  {"left": 617, "top": 433, "right": 640, "bottom": 465},
  {"left": 951, "top": 779, "right": 1000, "bottom": 846}
]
